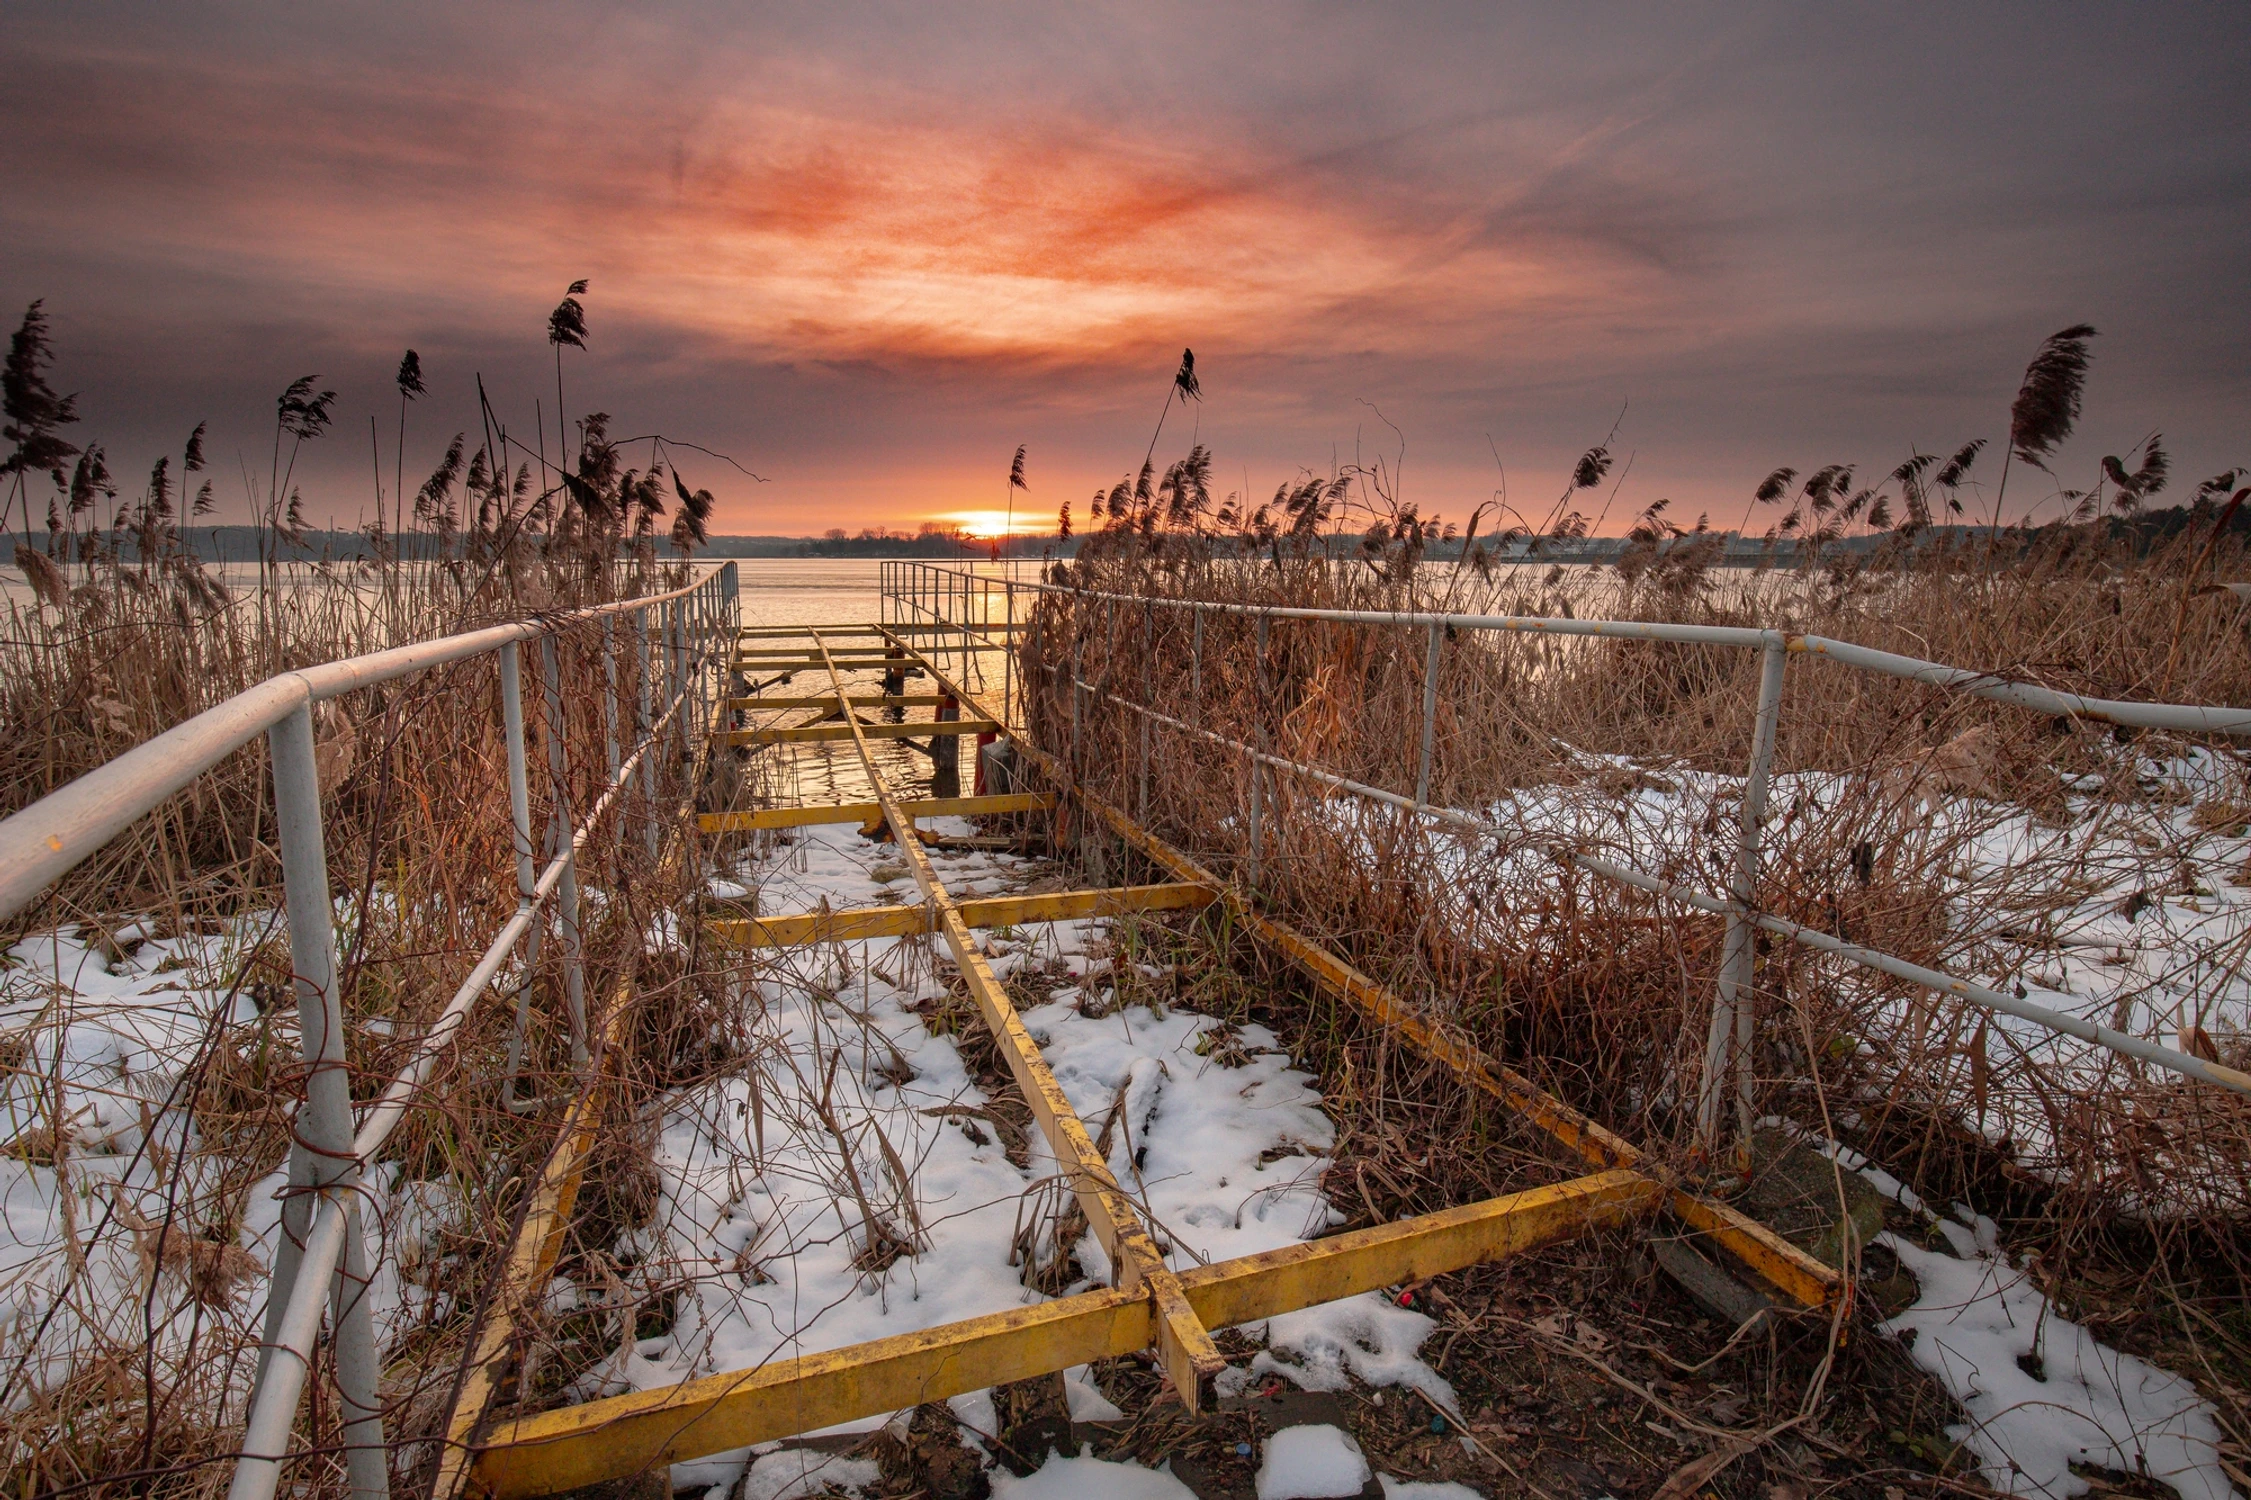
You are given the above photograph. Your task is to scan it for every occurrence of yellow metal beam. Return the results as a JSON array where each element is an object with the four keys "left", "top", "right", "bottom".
[
  {"left": 698, "top": 792, "right": 1054, "bottom": 833},
  {"left": 735, "top": 623, "right": 1026, "bottom": 640},
  {"left": 721, "top": 719, "right": 1000, "bottom": 747},
  {"left": 709, "top": 882, "right": 1218, "bottom": 948},
  {"left": 1177, "top": 1167, "right": 1656, "bottom": 1332},
  {"left": 470, "top": 1170, "right": 1654, "bottom": 1498},
  {"left": 738, "top": 647, "right": 1003, "bottom": 662},
  {"left": 800, "top": 630, "right": 1228, "bottom": 1412},
  {"left": 881, "top": 629, "right": 1845, "bottom": 1313},
  {"left": 727, "top": 694, "right": 953, "bottom": 711}
]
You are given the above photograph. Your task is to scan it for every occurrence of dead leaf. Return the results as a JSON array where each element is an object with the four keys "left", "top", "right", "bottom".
[{"left": 313, "top": 703, "right": 357, "bottom": 797}]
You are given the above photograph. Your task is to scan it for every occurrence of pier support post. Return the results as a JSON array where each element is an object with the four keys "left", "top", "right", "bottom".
[
  {"left": 1415, "top": 622, "right": 1442, "bottom": 808},
  {"left": 262, "top": 700, "right": 388, "bottom": 1499},
  {"left": 1249, "top": 615, "right": 1268, "bottom": 883},
  {"left": 1699, "top": 639, "right": 1787, "bottom": 1169},
  {"left": 541, "top": 634, "right": 588, "bottom": 1068},
  {"left": 500, "top": 642, "right": 542, "bottom": 1105}
]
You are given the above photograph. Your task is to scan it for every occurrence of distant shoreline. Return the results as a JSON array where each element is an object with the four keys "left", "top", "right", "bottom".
[{"left": 7, "top": 502, "right": 2238, "bottom": 569}]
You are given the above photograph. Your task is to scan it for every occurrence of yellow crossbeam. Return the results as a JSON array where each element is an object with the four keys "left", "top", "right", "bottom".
[
  {"left": 738, "top": 623, "right": 1026, "bottom": 639},
  {"left": 739, "top": 623, "right": 889, "bottom": 638},
  {"left": 726, "top": 694, "right": 953, "bottom": 711},
  {"left": 709, "top": 882, "right": 1217, "bottom": 948},
  {"left": 699, "top": 792, "right": 1053, "bottom": 833},
  {"left": 882, "top": 629, "right": 1846, "bottom": 1313},
  {"left": 470, "top": 1170, "right": 1657, "bottom": 1497},
  {"left": 734, "top": 653, "right": 913, "bottom": 664},
  {"left": 738, "top": 647, "right": 1003, "bottom": 661},
  {"left": 722, "top": 720, "right": 1000, "bottom": 746}
]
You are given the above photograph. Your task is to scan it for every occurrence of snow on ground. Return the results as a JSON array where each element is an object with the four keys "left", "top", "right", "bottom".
[
  {"left": 646, "top": 816, "right": 1459, "bottom": 1495},
  {"left": 0, "top": 918, "right": 463, "bottom": 1395},
  {"left": 1795, "top": 1130, "right": 2239, "bottom": 1500},
  {"left": 1256, "top": 1422, "right": 1371, "bottom": 1499},
  {"left": 1371, "top": 741, "right": 2251, "bottom": 1214},
  {"left": 989, "top": 1450, "right": 1198, "bottom": 1499}
]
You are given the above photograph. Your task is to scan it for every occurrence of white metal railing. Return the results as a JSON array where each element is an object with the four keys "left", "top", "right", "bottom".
[
  {"left": 880, "top": 560, "right": 2251, "bottom": 1163},
  {"left": 0, "top": 562, "right": 738, "bottom": 1499}
]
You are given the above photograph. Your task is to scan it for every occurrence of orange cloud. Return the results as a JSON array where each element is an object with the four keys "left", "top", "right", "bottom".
[{"left": 591, "top": 106, "right": 1662, "bottom": 367}]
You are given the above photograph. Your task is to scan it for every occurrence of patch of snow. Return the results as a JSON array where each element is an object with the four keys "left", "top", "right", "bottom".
[
  {"left": 621, "top": 819, "right": 1413, "bottom": 1437},
  {"left": 1232, "top": 1295, "right": 1459, "bottom": 1414},
  {"left": 738, "top": 1447, "right": 881, "bottom": 1500},
  {"left": 1063, "top": 1363, "right": 1124, "bottom": 1422},
  {"left": 1256, "top": 1423, "right": 1372, "bottom": 1499},
  {"left": 1805, "top": 1131, "right": 2238, "bottom": 1500},
  {"left": 1881, "top": 1236, "right": 2233, "bottom": 1500},
  {"left": 993, "top": 1450, "right": 1197, "bottom": 1499}
]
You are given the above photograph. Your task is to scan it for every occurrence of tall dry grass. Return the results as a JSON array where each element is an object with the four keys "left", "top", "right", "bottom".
[
  {"left": 1000, "top": 326, "right": 2251, "bottom": 1452},
  {"left": 0, "top": 289, "right": 739, "bottom": 1495}
]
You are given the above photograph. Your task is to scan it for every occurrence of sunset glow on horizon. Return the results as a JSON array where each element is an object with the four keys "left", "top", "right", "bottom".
[
  {"left": 2, "top": 5, "right": 2244, "bottom": 541},
  {"left": 938, "top": 511, "right": 1050, "bottom": 540}
]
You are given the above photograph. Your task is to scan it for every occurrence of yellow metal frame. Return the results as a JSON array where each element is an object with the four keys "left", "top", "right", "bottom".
[
  {"left": 881, "top": 628, "right": 1844, "bottom": 1312},
  {"left": 451, "top": 620, "right": 1843, "bottom": 1496},
  {"left": 725, "top": 693, "right": 953, "bottom": 711},
  {"left": 721, "top": 718, "right": 1000, "bottom": 747},
  {"left": 698, "top": 791, "right": 1053, "bottom": 833},
  {"left": 792, "top": 628, "right": 1229, "bottom": 1408},
  {"left": 736, "top": 646, "right": 1003, "bottom": 664},
  {"left": 709, "top": 881, "right": 1218, "bottom": 947},
  {"left": 472, "top": 1172, "right": 1656, "bottom": 1497}
]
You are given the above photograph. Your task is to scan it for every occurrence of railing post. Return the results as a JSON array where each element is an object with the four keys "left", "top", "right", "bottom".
[
  {"left": 1250, "top": 614, "right": 1269, "bottom": 883},
  {"left": 500, "top": 642, "right": 542, "bottom": 1100},
  {"left": 666, "top": 600, "right": 683, "bottom": 764},
  {"left": 329, "top": 1195, "right": 387, "bottom": 1500},
  {"left": 1190, "top": 609, "right": 1203, "bottom": 727},
  {"left": 1698, "top": 637, "right": 1787, "bottom": 1169},
  {"left": 541, "top": 634, "right": 589, "bottom": 1068},
  {"left": 721, "top": 560, "right": 741, "bottom": 712},
  {"left": 261, "top": 700, "right": 387, "bottom": 1499},
  {"left": 1415, "top": 622, "right": 1442, "bottom": 808},
  {"left": 639, "top": 606, "right": 659, "bottom": 862},
  {"left": 1001, "top": 576, "right": 1013, "bottom": 727},
  {"left": 1138, "top": 600, "right": 1153, "bottom": 818},
  {"left": 1069, "top": 609, "right": 1083, "bottom": 779},
  {"left": 602, "top": 615, "right": 620, "bottom": 861}
]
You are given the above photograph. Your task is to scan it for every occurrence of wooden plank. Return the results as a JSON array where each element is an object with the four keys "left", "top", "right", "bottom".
[
  {"left": 883, "top": 630, "right": 1846, "bottom": 1312},
  {"left": 708, "top": 882, "right": 1218, "bottom": 948},
  {"left": 798, "top": 630, "right": 1228, "bottom": 1413},
  {"left": 698, "top": 792, "right": 1053, "bottom": 833},
  {"left": 721, "top": 719, "right": 1000, "bottom": 747},
  {"left": 470, "top": 1171, "right": 1651, "bottom": 1497}
]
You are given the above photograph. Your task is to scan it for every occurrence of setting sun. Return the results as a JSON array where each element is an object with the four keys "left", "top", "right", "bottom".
[{"left": 939, "top": 509, "right": 1046, "bottom": 538}]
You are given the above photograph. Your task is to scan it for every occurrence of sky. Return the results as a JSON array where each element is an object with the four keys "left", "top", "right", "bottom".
[{"left": 2, "top": 2, "right": 2246, "bottom": 539}]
